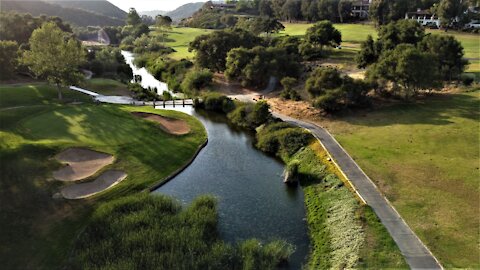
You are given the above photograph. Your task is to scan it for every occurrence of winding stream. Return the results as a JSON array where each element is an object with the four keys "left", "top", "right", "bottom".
[{"left": 123, "top": 52, "right": 310, "bottom": 269}]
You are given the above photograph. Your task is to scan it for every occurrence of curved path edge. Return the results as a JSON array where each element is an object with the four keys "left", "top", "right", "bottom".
[
  {"left": 147, "top": 138, "right": 208, "bottom": 192},
  {"left": 273, "top": 112, "right": 443, "bottom": 270}
]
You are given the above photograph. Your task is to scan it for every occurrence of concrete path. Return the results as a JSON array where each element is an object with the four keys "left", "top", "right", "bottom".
[{"left": 273, "top": 112, "right": 442, "bottom": 270}]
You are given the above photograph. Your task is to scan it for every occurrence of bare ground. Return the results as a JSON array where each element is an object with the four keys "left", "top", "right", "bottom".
[
  {"left": 60, "top": 170, "right": 127, "bottom": 199},
  {"left": 53, "top": 148, "right": 114, "bottom": 181},
  {"left": 132, "top": 112, "right": 190, "bottom": 135}
]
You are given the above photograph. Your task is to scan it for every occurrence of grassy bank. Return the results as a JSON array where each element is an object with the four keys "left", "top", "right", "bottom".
[
  {"left": 0, "top": 83, "right": 207, "bottom": 268},
  {"left": 318, "top": 90, "right": 480, "bottom": 268},
  {"left": 82, "top": 78, "right": 130, "bottom": 96},
  {"left": 163, "top": 27, "right": 213, "bottom": 60}
]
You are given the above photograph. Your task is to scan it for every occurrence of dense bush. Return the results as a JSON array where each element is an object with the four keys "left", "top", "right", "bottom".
[
  {"left": 132, "top": 34, "right": 175, "bottom": 54},
  {"left": 181, "top": 68, "right": 213, "bottom": 95},
  {"left": 256, "top": 122, "right": 312, "bottom": 157},
  {"left": 228, "top": 101, "right": 273, "bottom": 130},
  {"left": 0, "top": 40, "right": 18, "bottom": 80},
  {"left": 196, "top": 93, "right": 235, "bottom": 113},
  {"left": 71, "top": 194, "right": 294, "bottom": 270},
  {"left": 280, "top": 77, "right": 300, "bottom": 101},
  {"left": 128, "top": 82, "right": 159, "bottom": 101}
]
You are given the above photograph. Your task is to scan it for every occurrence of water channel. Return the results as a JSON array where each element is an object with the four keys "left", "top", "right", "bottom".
[{"left": 122, "top": 51, "right": 310, "bottom": 269}]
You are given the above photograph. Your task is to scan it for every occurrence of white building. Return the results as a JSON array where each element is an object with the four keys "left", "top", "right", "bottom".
[{"left": 405, "top": 9, "right": 440, "bottom": 28}]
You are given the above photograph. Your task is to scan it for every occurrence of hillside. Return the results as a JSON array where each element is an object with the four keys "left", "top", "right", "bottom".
[
  {"left": 47, "top": 0, "right": 126, "bottom": 20},
  {"left": 0, "top": 0, "right": 124, "bottom": 27},
  {"left": 166, "top": 2, "right": 204, "bottom": 21},
  {"left": 139, "top": 10, "right": 167, "bottom": 17},
  {"left": 140, "top": 2, "right": 204, "bottom": 22}
]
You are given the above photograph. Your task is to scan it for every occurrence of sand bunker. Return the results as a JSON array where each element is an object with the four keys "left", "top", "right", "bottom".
[
  {"left": 60, "top": 170, "right": 127, "bottom": 199},
  {"left": 132, "top": 112, "right": 190, "bottom": 135},
  {"left": 53, "top": 148, "right": 114, "bottom": 181}
]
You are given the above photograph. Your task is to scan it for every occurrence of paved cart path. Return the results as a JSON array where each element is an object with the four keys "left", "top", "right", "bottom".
[{"left": 273, "top": 112, "right": 442, "bottom": 270}]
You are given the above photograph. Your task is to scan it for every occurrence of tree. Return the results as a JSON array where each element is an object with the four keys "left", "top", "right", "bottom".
[
  {"left": 181, "top": 68, "right": 213, "bottom": 95},
  {"left": 22, "top": 22, "right": 86, "bottom": 100},
  {"left": 338, "top": 0, "right": 353, "bottom": 23},
  {"left": 367, "top": 44, "right": 441, "bottom": 99},
  {"left": 356, "top": 35, "right": 379, "bottom": 68},
  {"left": 280, "top": 77, "right": 300, "bottom": 100},
  {"left": 220, "top": 14, "right": 238, "bottom": 28},
  {"left": 305, "top": 67, "right": 344, "bottom": 97},
  {"left": 301, "top": 0, "right": 319, "bottom": 22},
  {"left": 437, "top": 0, "right": 467, "bottom": 27},
  {"left": 0, "top": 40, "right": 19, "bottom": 80},
  {"left": 259, "top": 0, "right": 274, "bottom": 17},
  {"left": 377, "top": 20, "right": 425, "bottom": 50},
  {"left": 418, "top": 34, "right": 467, "bottom": 80},
  {"left": 304, "top": 21, "right": 342, "bottom": 55},
  {"left": 237, "top": 17, "right": 285, "bottom": 36},
  {"left": 127, "top": 8, "right": 142, "bottom": 26},
  {"left": 155, "top": 15, "right": 173, "bottom": 45},
  {"left": 282, "top": 0, "right": 301, "bottom": 22},
  {"left": 189, "top": 29, "right": 260, "bottom": 72},
  {"left": 317, "top": 0, "right": 340, "bottom": 22},
  {"left": 369, "top": 0, "right": 411, "bottom": 26}
]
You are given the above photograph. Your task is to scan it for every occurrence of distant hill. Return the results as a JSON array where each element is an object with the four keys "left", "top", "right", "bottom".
[
  {"left": 167, "top": 2, "right": 204, "bottom": 21},
  {"left": 141, "top": 2, "right": 204, "bottom": 22},
  {"left": 1, "top": 0, "right": 125, "bottom": 27},
  {"left": 139, "top": 10, "right": 168, "bottom": 18},
  {"left": 46, "top": 0, "right": 127, "bottom": 20}
]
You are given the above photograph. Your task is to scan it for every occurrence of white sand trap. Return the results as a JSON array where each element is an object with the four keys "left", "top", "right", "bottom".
[
  {"left": 61, "top": 170, "right": 127, "bottom": 199},
  {"left": 53, "top": 148, "right": 114, "bottom": 181}
]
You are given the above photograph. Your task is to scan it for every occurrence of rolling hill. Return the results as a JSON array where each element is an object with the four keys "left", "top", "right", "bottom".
[
  {"left": 140, "top": 2, "right": 204, "bottom": 22},
  {"left": 0, "top": 0, "right": 125, "bottom": 27},
  {"left": 46, "top": 0, "right": 126, "bottom": 20}
]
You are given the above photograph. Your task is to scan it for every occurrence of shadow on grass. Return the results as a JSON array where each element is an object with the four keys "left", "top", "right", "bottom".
[{"left": 334, "top": 92, "right": 480, "bottom": 127}]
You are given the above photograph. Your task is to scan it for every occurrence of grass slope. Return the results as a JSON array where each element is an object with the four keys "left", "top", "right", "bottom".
[
  {"left": 0, "top": 83, "right": 207, "bottom": 269},
  {"left": 292, "top": 141, "right": 407, "bottom": 269},
  {"left": 320, "top": 90, "right": 480, "bottom": 268},
  {"left": 164, "top": 27, "right": 213, "bottom": 60}
]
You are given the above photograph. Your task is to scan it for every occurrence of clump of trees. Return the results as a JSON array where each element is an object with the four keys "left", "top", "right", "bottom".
[
  {"left": 189, "top": 29, "right": 261, "bottom": 72},
  {"left": 228, "top": 101, "right": 273, "bottom": 130},
  {"left": 0, "top": 40, "right": 19, "bottom": 80},
  {"left": 280, "top": 77, "right": 300, "bottom": 101},
  {"left": 356, "top": 20, "right": 467, "bottom": 99},
  {"left": 225, "top": 46, "right": 301, "bottom": 89},
  {"left": 235, "top": 17, "right": 285, "bottom": 36},
  {"left": 85, "top": 47, "right": 132, "bottom": 80}
]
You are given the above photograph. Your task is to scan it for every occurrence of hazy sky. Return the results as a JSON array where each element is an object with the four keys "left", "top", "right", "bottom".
[{"left": 107, "top": 0, "right": 208, "bottom": 12}]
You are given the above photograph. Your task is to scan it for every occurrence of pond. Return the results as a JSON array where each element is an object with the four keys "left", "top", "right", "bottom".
[{"left": 153, "top": 107, "right": 309, "bottom": 269}]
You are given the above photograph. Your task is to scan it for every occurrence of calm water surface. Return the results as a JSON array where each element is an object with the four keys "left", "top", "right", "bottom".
[{"left": 153, "top": 107, "right": 309, "bottom": 269}]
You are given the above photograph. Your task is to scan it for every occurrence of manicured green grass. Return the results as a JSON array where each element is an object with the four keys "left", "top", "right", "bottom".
[
  {"left": 164, "top": 27, "right": 213, "bottom": 60},
  {"left": 321, "top": 90, "right": 480, "bottom": 268},
  {"left": 83, "top": 78, "right": 130, "bottom": 96},
  {"left": 0, "top": 83, "right": 207, "bottom": 269}
]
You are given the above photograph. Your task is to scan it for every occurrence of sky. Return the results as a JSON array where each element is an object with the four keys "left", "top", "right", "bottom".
[{"left": 107, "top": 0, "right": 208, "bottom": 12}]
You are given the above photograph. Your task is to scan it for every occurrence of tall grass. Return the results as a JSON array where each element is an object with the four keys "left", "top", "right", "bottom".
[{"left": 71, "top": 194, "right": 294, "bottom": 270}]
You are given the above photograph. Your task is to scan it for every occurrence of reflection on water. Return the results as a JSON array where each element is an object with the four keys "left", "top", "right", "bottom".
[
  {"left": 121, "top": 51, "right": 170, "bottom": 96},
  {"left": 154, "top": 107, "right": 309, "bottom": 269}
]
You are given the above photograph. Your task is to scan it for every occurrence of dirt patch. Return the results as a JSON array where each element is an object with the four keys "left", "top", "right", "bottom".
[
  {"left": 53, "top": 148, "right": 114, "bottom": 181},
  {"left": 61, "top": 170, "right": 127, "bottom": 199},
  {"left": 132, "top": 112, "right": 190, "bottom": 135}
]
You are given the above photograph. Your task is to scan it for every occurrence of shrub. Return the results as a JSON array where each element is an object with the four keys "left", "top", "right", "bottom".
[
  {"left": 280, "top": 77, "right": 300, "bottom": 101},
  {"left": 228, "top": 101, "right": 273, "bottom": 130},
  {"left": 256, "top": 122, "right": 312, "bottom": 158},
  {"left": 181, "top": 68, "right": 213, "bottom": 95},
  {"left": 461, "top": 75, "right": 474, "bottom": 86},
  {"left": 313, "top": 90, "right": 344, "bottom": 113},
  {"left": 199, "top": 93, "right": 235, "bottom": 113},
  {"left": 128, "top": 82, "right": 159, "bottom": 101}
]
